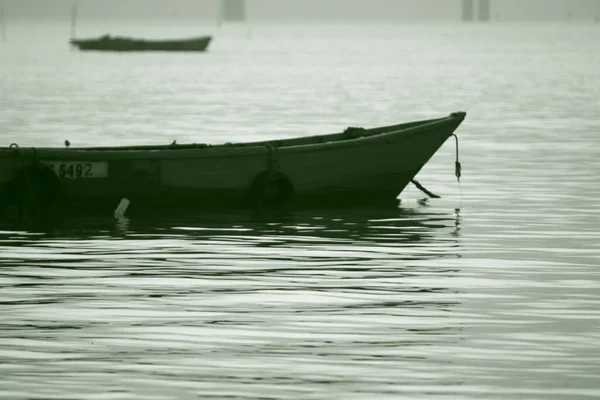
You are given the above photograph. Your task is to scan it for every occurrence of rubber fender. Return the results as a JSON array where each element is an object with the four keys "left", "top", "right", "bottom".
[
  {"left": 5, "top": 162, "right": 61, "bottom": 223},
  {"left": 247, "top": 170, "right": 294, "bottom": 209}
]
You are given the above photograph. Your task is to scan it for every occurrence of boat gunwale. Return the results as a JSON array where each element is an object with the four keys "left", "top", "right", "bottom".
[{"left": 0, "top": 112, "right": 466, "bottom": 161}]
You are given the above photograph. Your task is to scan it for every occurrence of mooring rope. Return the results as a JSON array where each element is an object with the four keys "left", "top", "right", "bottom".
[
  {"left": 451, "top": 133, "right": 461, "bottom": 182},
  {"left": 451, "top": 133, "right": 463, "bottom": 200},
  {"left": 411, "top": 133, "right": 462, "bottom": 199},
  {"left": 265, "top": 143, "right": 281, "bottom": 177},
  {"left": 410, "top": 179, "right": 440, "bottom": 198}
]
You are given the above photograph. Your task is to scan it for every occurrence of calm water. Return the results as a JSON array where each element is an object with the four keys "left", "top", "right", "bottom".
[{"left": 1, "top": 20, "right": 600, "bottom": 399}]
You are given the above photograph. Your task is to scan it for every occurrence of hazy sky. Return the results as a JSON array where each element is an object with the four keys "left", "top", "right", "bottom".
[{"left": 1, "top": 0, "right": 598, "bottom": 20}]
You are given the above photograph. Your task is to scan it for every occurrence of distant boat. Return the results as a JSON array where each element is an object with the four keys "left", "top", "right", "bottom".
[
  {"left": 69, "top": 35, "right": 212, "bottom": 52},
  {"left": 1, "top": 112, "right": 466, "bottom": 223}
]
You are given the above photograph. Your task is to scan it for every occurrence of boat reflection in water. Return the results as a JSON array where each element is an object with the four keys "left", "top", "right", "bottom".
[{"left": 1, "top": 203, "right": 462, "bottom": 253}]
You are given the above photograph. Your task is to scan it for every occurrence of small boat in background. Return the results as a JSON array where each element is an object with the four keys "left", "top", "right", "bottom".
[{"left": 69, "top": 35, "right": 212, "bottom": 52}]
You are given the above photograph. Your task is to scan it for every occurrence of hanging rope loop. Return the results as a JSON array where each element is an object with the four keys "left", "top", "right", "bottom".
[
  {"left": 266, "top": 143, "right": 281, "bottom": 176},
  {"left": 451, "top": 133, "right": 461, "bottom": 182}
]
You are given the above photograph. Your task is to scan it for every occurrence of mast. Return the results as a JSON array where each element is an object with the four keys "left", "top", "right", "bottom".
[
  {"left": 217, "top": 0, "right": 223, "bottom": 29},
  {"left": 0, "top": 7, "right": 6, "bottom": 42},
  {"left": 477, "top": 0, "right": 490, "bottom": 22},
  {"left": 461, "top": 0, "right": 474, "bottom": 22},
  {"left": 221, "top": 0, "right": 245, "bottom": 23},
  {"left": 70, "top": 4, "right": 78, "bottom": 39}
]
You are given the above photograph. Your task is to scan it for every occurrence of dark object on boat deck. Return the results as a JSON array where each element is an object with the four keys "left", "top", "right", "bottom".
[
  {"left": 0, "top": 112, "right": 466, "bottom": 218},
  {"left": 69, "top": 35, "right": 212, "bottom": 52}
]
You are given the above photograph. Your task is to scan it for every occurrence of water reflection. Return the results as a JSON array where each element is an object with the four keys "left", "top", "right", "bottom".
[
  {"left": 0, "top": 207, "right": 460, "bottom": 252},
  {"left": 0, "top": 204, "right": 465, "bottom": 399}
]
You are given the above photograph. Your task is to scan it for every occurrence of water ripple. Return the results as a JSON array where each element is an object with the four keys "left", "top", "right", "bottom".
[{"left": 1, "top": 21, "right": 600, "bottom": 400}]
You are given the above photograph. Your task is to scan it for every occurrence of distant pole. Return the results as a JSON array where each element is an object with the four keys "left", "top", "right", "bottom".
[
  {"left": 217, "top": 0, "right": 222, "bottom": 29},
  {"left": 221, "top": 0, "right": 246, "bottom": 23},
  {"left": 0, "top": 7, "right": 6, "bottom": 42},
  {"left": 246, "top": 2, "right": 251, "bottom": 41},
  {"left": 477, "top": 0, "right": 490, "bottom": 22},
  {"left": 70, "top": 4, "right": 78, "bottom": 39},
  {"left": 461, "top": 0, "right": 474, "bottom": 22}
]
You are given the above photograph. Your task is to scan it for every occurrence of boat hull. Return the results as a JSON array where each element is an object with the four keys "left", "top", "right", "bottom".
[
  {"left": 70, "top": 35, "right": 212, "bottom": 52},
  {"left": 0, "top": 112, "right": 466, "bottom": 220}
]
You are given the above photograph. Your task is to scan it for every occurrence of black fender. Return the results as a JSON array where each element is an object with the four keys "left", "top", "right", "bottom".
[
  {"left": 247, "top": 170, "right": 294, "bottom": 209},
  {"left": 1, "top": 162, "right": 61, "bottom": 224}
]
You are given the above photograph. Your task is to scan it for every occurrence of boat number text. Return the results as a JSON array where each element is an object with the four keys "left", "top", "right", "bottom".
[{"left": 43, "top": 161, "right": 108, "bottom": 179}]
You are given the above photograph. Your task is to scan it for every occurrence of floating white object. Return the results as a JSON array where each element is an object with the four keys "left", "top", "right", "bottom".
[{"left": 114, "top": 198, "right": 130, "bottom": 219}]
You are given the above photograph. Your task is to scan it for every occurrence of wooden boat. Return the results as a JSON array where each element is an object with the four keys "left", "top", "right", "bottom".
[
  {"left": 69, "top": 35, "right": 212, "bottom": 52},
  {"left": 0, "top": 112, "right": 466, "bottom": 223}
]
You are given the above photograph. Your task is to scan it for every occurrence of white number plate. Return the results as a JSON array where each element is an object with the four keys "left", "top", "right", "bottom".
[{"left": 43, "top": 161, "right": 108, "bottom": 179}]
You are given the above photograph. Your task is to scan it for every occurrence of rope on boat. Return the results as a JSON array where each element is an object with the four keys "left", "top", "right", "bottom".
[
  {"left": 266, "top": 143, "right": 281, "bottom": 176},
  {"left": 410, "top": 134, "right": 462, "bottom": 199},
  {"left": 410, "top": 179, "right": 441, "bottom": 199},
  {"left": 247, "top": 144, "right": 294, "bottom": 209},
  {"left": 452, "top": 133, "right": 461, "bottom": 182},
  {"left": 343, "top": 126, "right": 366, "bottom": 139}
]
